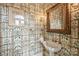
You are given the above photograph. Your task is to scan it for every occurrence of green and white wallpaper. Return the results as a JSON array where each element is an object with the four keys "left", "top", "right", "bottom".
[{"left": 0, "top": 3, "right": 79, "bottom": 56}]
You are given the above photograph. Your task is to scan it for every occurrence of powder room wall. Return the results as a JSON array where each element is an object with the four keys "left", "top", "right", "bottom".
[
  {"left": 42, "top": 4, "right": 79, "bottom": 56},
  {"left": 0, "top": 3, "right": 44, "bottom": 56},
  {"left": 0, "top": 3, "right": 79, "bottom": 56}
]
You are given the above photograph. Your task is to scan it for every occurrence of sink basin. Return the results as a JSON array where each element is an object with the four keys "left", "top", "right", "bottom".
[
  {"left": 45, "top": 40, "right": 61, "bottom": 52},
  {"left": 39, "top": 37, "right": 61, "bottom": 55}
]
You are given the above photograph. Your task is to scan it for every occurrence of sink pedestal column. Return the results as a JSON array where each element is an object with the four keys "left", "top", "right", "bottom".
[
  {"left": 49, "top": 51, "right": 54, "bottom": 56},
  {"left": 48, "top": 48, "right": 54, "bottom": 56}
]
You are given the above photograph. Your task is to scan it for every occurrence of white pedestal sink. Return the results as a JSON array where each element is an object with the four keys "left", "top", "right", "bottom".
[{"left": 39, "top": 37, "right": 61, "bottom": 56}]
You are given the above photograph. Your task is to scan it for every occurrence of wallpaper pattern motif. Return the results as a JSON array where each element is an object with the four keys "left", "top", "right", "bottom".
[
  {"left": 0, "top": 3, "right": 79, "bottom": 56},
  {"left": 0, "top": 4, "right": 43, "bottom": 56},
  {"left": 43, "top": 4, "right": 79, "bottom": 56}
]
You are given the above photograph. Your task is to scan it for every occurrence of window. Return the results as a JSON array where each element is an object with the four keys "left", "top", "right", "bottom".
[
  {"left": 8, "top": 7, "right": 25, "bottom": 26},
  {"left": 15, "top": 15, "right": 24, "bottom": 26}
]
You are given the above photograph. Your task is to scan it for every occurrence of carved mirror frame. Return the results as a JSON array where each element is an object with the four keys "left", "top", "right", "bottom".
[{"left": 46, "top": 3, "right": 71, "bottom": 34}]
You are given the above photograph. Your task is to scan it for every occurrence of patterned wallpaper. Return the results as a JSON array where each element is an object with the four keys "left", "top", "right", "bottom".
[
  {"left": 0, "top": 3, "right": 79, "bottom": 56},
  {"left": 0, "top": 4, "right": 43, "bottom": 56},
  {"left": 43, "top": 4, "right": 79, "bottom": 56}
]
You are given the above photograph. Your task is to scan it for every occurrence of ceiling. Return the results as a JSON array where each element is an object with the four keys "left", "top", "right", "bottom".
[
  {"left": 2, "top": 3, "right": 56, "bottom": 11},
  {"left": 0, "top": 3, "right": 56, "bottom": 15},
  {"left": 26, "top": 3, "right": 56, "bottom": 11},
  {"left": 37, "top": 3, "right": 56, "bottom": 10}
]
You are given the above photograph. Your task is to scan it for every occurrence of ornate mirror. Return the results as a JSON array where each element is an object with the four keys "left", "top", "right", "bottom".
[{"left": 47, "top": 3, "right": 71, "bottom": 34}]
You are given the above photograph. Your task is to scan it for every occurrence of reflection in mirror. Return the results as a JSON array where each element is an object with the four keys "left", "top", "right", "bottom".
[{"left": 49, "top": 7, "right": 64, "bottom": 29}]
